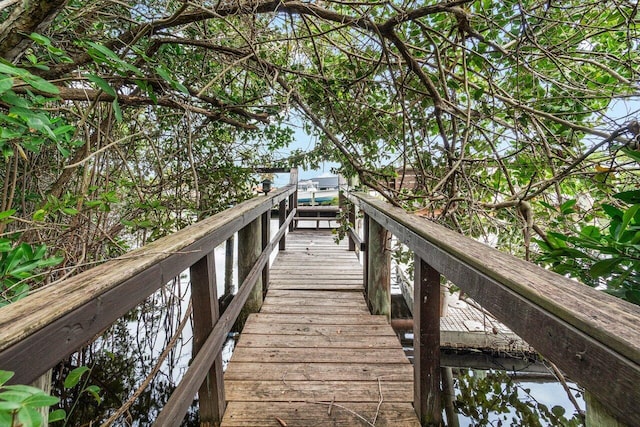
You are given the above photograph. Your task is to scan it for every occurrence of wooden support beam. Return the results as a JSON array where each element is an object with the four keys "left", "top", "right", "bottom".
[
  {"left": 367, "top": 218, "right": 391, "bottom": 320},
  {"left": 414, "top": 256, "right": 442, "bottom": 426},
  {"left": 278, "top": 199, "right": 286, "bottom": 251},
  {"left": 261, "top": 209, "right": 271, "bottom": 299},
  {"left": 289, "top": 168, "right": 298, "bottom": 232},
  {"left": 224, "top": 236, "right": 235, "bottom": 296},
  {"left": 190, "top": 252, "right": 225, "bottom": 425},
  {"left": 363, "top": 213, "right": 370, "bottom": 304},
  {"left": 586, "top": 391, "right": 627, "bottom": 427},
  {"left": 236, "top": 217, "right": 263, "bottom": 331}
]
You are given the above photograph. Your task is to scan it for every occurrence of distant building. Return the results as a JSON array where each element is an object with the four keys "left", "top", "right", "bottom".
[{"left": 388, "top": 168, "right": 419, "bottom": 191}]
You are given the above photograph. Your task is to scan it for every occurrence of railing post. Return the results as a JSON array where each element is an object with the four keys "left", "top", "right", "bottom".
[
  {"left": 340, "top": 191, "right": 356, "bottom": 251},
  {"left": 366, "top": 217, "right": 391, "bottom": 320},
  {"left": 414, "top": 255, "right": 442, "bottom": 426},
  {"left": 224, "top": 235, "right": 234, "bottom": 295},
  {"left": 289, "top": 168, "right": 298, "bottom": 232},
  {"left": 261, "top": 209, "right": 270, "bottom": 300},
  {"left": 190, "top": 252, "right": 225, "bottom": 426},
  {"left": 278, "top": 199, "right": 287, "bottom": 251},
  {"left": 363, "top": 213, "right": 370, "bottom": 302},
  {"left": 236, "top": 217, "right": 263, "bottom": 331},
  {"left": 586, "top": 391, "right": 628, "bottom": 426}
]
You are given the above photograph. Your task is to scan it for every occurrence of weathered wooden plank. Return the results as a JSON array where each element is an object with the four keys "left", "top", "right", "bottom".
[
  {"left": 236, "top": 334, "right": 402, "bottom": 349},
  {"left": 247, "top": 313, "right": 389, "bottom": 325},
  {"left": 190, "top": 252, "right": 225, "bottom": 424},
  {"left": 268, "top": 280, "right": 364, "bottom": 287},
  {"left": 348, "top": 191, "right": 640, "bottom": 426},
  {"left": 224, "top": 362, "right": 413, "bottom": 381},
  {"left": 259, "top": 305, "right": 369, "bottom": 315},
  {"left": 269, "top": 283, "right": 363, "bottom": 291},
  {"left": 413, "top": 256, "right": 441, "bottom": 425},
  {"left": 367, "top": 218, "right": 391, "bottom": 319},
  {"left": 222, "top": 401, "right": 420, "bottom": 427},
  {"left": 229, "top": 347, "right": 409, "bottom": 364},
  {"left": 225, "top": 380, "right": 413, "bottom": 402},
  {"left": 264, "top": 290, "right": 364, "bottom": 300},
  {"left": 153, "top": 206, "right": 296, "bottom": 427},
  {"left": 0, "top": 185, "right": 296, "bottom": 384},
  {"left": 240, "top": 322, "right": 397, "bottom": 336},
  {"left": 263, "top": 297, "right": 366, "bottom": 307},
  {"left": 270, "top": 271, "right": 362, "bottom": 277}
]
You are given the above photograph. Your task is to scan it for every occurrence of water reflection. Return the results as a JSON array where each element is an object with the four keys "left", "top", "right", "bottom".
[{"left": 51, "top": 276, "right": 199, "bottom": 426}]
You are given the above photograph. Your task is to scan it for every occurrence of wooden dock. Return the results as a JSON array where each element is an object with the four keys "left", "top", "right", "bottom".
[{"left": 222, "top": 230, "right": 420, "bottom": 426}]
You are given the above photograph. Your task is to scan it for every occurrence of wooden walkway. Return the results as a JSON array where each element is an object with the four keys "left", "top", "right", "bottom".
[{"left": 222, "top": 230, "right": 420, "bottom": 426}]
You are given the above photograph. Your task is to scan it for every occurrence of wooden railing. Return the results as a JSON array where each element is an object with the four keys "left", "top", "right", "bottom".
[
  {"left": 342, "top": 190, "right": 640, "bottom": 427},
  {"left": 0, "top": 171, "right": 298, "bottom": 426}
]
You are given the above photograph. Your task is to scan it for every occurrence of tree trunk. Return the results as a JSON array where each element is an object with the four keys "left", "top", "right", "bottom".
[{"left": 0, "top": 0, "right": 68, "bottom": 61}]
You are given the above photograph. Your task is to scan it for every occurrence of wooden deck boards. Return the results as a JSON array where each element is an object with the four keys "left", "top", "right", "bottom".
[{"left": 222, "top": 230, "right": 419, "bottom": 427}]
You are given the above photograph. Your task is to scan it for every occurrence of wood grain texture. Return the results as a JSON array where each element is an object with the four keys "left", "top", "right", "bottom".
[
  {"left": 0, "top": 186, "right": 296, "bottom": 384},
  {"left": 222, "top": 402, "right": 420, "bottom": 427},
  {"left": 222, "top": 231, "right": 418, "bottom": 426},
  {"left": 347, "top": 191, "right": 640, "bottom": 426}
]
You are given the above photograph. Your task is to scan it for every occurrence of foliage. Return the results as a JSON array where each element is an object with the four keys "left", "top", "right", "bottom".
[
  {"left": 455, "top": 370, "right": 583, "bottom": 427},
  {"left": 0, "top": 233, "right": 63, "bottom": 305},
  {"left": 0, "top": 370, "right": 65, "bottom": 427},
  {"left": 536, "top": 188, "right": 640, "bottom": 305}
]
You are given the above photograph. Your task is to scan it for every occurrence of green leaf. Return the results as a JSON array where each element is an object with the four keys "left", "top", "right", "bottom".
[
  {"left": 613, "top": 190, "right": 640, "bottom": 205},
  {"left": 87, "top": 74, "right": 116, "bottom": 97},
  {"left": 64, "top": 366, "right": 89, "bottom": 388},
  {"left": 602, "top": 204, "right": 623, "bottom": 220},
  {"left": 617, "top": 204, "right": 640, "bottom": 240},
  {"left": 560, "top": 199, "right": 577, "bottom": 214},
  {"left": 29, "top": 33, "right": 51, "bottom": 46},
  {"left": 33, "top": 209, "right": 46, "bottom": 221},
  {"left": 551, "top": 405, "right": 566, "bottom": 417},
  {"left": 86, "top": 42, "right": 120, "bottom": 61},
  {"left": 48, "top": 409, "right": 66, "bottom": 422},
  {"left": 0, "top": 390, "right": 32, "bottom": 402},
  {"left": 0, "top": 77, "right": 13, "bottom": 94},
  {"left": 112, "top": 99, "right": 122, "bottom": 122},
  {"left": 22, "top": 76, "right": 59, "bottom": 95},
  {"left": 83, "top": 384, "right": 101, "bottom": 404},
  {"left": 0, "top": 401, "right": 21, "bottom": 411},
  {"left": 580, "top": 225, "right": 601, "bottom": 240},
  {"left": 0, "top": 62, "right": 26, "bottom": 76},
  {"left": 0, "top": 370, "right": 14, "bottom": 386},
  {"left": 17, "top": 405, "right": 43, "bottom": 427},
  {"left": 0, "top": 209, "right": 15, "bottom": 221},
  {"left": 23, "top": 393, "right": 59, "bottom": 408},
  {"left": 622, "top": 148, "right": 640, "bottom": 163},
  {"left": 590, "top": 258, "right": 623, "bottom": 278}
]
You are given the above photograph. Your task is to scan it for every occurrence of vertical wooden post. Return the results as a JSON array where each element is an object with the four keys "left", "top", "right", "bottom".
[
  {"left": 289, "top": 168, "right": 298, "bottom": 232},
  {"left": 261, "top": 210, "right": 270, "bottom": 299},
  {"left": 441, "top": 367, "right": 459, "bottom": 427},
  {"left": 586, "top": 391, "right": 627, "bottom": 427},
  {"left": 363, "top": 213, "right": 370, "bottom": 303},
  {"left": 340, "top": 192, "right": 356, "bottom": 251},
  {"left": 224, "top": 235, "right": 234, "bottom": 296},
  {"left": 278, "top": 199, "right": 286, "bottom": 251},
  {"left": 191, "top": 252, "right": 225, "bottom": 426},
  {"left": 367, "top": 217, "right": 391, "bottom": 320},
  {"left": 32, "top": 370, "right": 52, "bottom": 426},
  {"left": 414, "top": 256, "right": 442, "bottom": 426},
  {"left": 236, "top": 217, "right": 262, "bottom": 331}
]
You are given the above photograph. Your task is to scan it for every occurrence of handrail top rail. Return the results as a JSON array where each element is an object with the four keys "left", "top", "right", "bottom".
[
  {"left": 344, "top": 190, "right": 640, "bottom": 366},
  {"left": 0, "top": 185, "right": 296, "bottom": 353}
]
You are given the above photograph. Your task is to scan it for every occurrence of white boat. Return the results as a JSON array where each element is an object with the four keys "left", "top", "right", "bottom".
[{"left": 297, "top": 177, "right": 339, "bottom": 205}]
